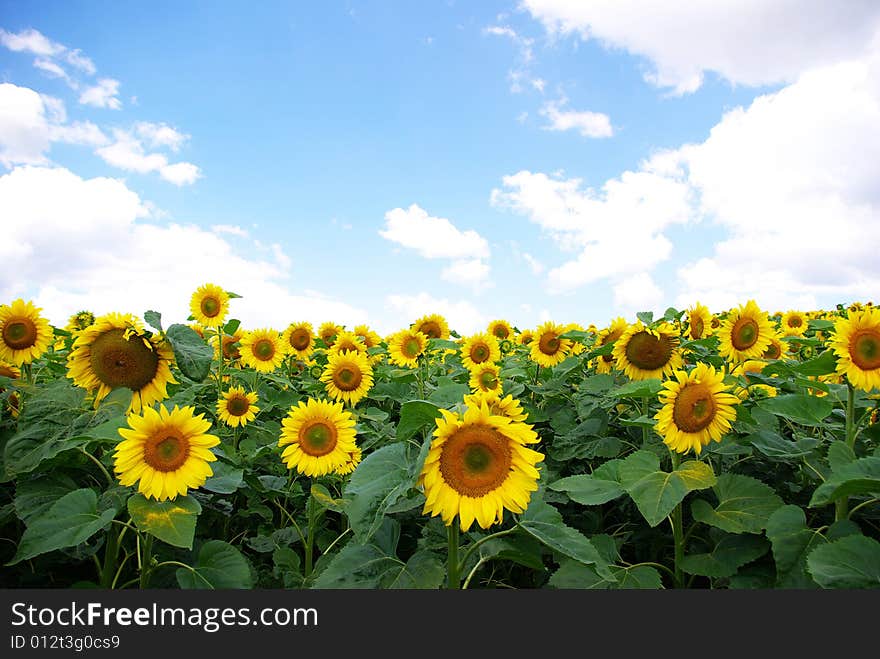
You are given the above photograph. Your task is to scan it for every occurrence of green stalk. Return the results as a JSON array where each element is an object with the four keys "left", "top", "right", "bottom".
[
  {"left": 641, "top": 395, "right": 650, "bottom": 448},
  {"left": 669, "top": 451, "right": 684, "bottom": 588},
  {"left": 100, "top": 525, "right": 119, "bottom": 588},
  {"left": 447, "top": 522, "right": 460, "bottom": 589},
  {"left": 139, "top": 534, "right": 153, "bottom": 589},
  {"left": 835, "top": 382, "right": 857, "bottom": 521},
  {"left": 215, "top": 326, "right": 224, "bottom": 398},
  {"left": 304, "top": 495, "right": 317, "bottom": 580}
]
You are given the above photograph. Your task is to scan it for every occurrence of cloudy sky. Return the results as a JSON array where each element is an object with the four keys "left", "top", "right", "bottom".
[{"left": 2, "top": 1, "right": 879, "bottom": 335}]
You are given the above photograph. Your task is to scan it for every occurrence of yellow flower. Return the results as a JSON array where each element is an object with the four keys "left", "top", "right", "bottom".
[
  {"left": 114, "top": 404, "right": 220, "bottom": 501},
  {"left": 487, "top": 319, "right": 513, "bottom": 342},
  {"left": 461, "top": 332, "right": 501, "bottom": 370},
  {"left": 781, "top": 310, "right": 808, "bottom": 337},
  {"left": 463, "top": 391, "right": 528, "bottom": 422},
  {"left": 67, "top": 313, "right": 176, "bottom": 413},
  {"left": 613, "top": 322, "right": 682, "bottom": 381},
  {"left": 0, "top": 299, "right": 53, "bottom": 365},
  {"left": 419, "top": 401, "right": 544, "bottom": 532},
  {"left": 278, "top": 398, "right": 359, "bottom": 477},
  {"left": 239, "top": 328, "right": 285, "bottom": 373},
  {"left": 282, "top": 321, "right": 315, "bottom": 360},
  {"left": 592, "top": 317, "right": 628, "bottom": 374},
  {"left": 530, "top": 321, "right": 571, "bottom": 368},
  {"left": 329, "top": 330, "right": 368, "bottom": 356},
  {"left": 189, "top": 283, "right": 230, "bottom": 328},
  {"left": 469, "top": 363, "right": 503, "bottom": 395},
  {"left": 654, "top": 362, "right": 740, "bottom": 455},
  {"left": 318, "top": 322, "right": 344, "bottom": 348},
  {"left": 387, "top": 328, "right": 427, "bottom": 367},
  {"left": 217, "top": 386, "right": 259, "bottom": 428},
  {"left": 830, "top": 308, "right": 880, "bottom": 392},
  {"left": 413, "top": 314, "right": 450, "bottom": 340},
  {"left": 717, "top": 300, "right": 775, "bottom": 364},
  {"left": 517, "top": 329, "right": 534, "bottom": 346},
  {"left": 685, "top": 302, "right": 713, "bottom": 340},
  {"left": 210, "top": 328, "right": 244, "bottom": 363},
  {"left": 335, "top": 446, "right": 362, "bottom": 476},
  {"left": 320, "top": 349, "right": 374, "bottom": 406}
]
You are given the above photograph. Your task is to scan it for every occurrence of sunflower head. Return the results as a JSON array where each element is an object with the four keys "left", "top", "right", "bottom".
[
  {"left": 190, "top": 283, "right": 230, "bottom": 328},
  {"left": 517, "top": 329, "right": 534, "bottom": 346},
  {"left": 217, "top": 386, "right": 260, "bottom": 428},
  {"left": 612, "top": 322, "right": 682, "bottom": 381},
  {"left": 463, "top": 391, "right": 528, "bottom": 422},
  {"left": 460, "top": 333, "right": 501, "bottom": 370},
  {"left": 592, "top": 317, "right": 628, "bottom": 374},
  {"left": 413, "top": 314, "right": 450, "bottom": 340},
  {"left": 282, "top": 321, "right": 315, "bottom": 358},
  {"left": 353, "top": 324, "right": 382, "bottom": 349},
  {"left": 335, "top": 446, "right": 363, "bottom": 476},
  {"left": 487, "top": 319, "right": 512, "bottom": 342},
  {"left": 388, "top": 329, "right": 428, "bottom": 368},
  {"left": 65, "top": 310, "right": 96, "bottom": 333},
  {"left": 530, "top": 321, "right": 572, "bottom": 369},
  {"left": 240, "top": 328, "right": 285, "bottom": 373},
  {"left": 781, "top": 310, "right": 808, "bottom": 337},
  {"left": 318, "top": 322, "right": 344, "bottom": 348},
  {"left": 0, "top": 299, "right": 53, "bottom": 366},
  {"left": 278, "top": 398, "right": 359, "bottom": 477},
  {"left": 320, "top": 349, "right": 374, "bottom": 406},
  {"left": 830, "top": 307, "right": 880, "bottom": 392},
  {"left": 330, "top": 330, "right": 367, "bottom": 356},
  {"left": 717, "top": 300, "right": 775, "bottom": 365},
  {"left": 469, "top": 363, "right": 503, "bottom": 395},
  {"left": 686, "top": 302, "right": 713, "bottom": 340},
  {"left": 211, "top": 329, "right": 244, "bottom": 362}
]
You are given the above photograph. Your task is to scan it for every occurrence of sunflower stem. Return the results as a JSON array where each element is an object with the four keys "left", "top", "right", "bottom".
[
  {"left": 303, "top": 494, "right": 317, "bottom": 581},
  {"left": 100, "top": 523, "right": 120, "bottom": 588},
  {"left": 669, "top": 451, "right": 685, "bottom": 588},
  {"left": 215, "top": 326, "right": 224, "bottom": 399},
  {"left": 139, "top": 534, "right": 153, "bottom": 589},
  {"left": 835, "top": 381, "right": 857, "bottom": 521},
  {"left": 641, "top": 395, "right": 650, "bottom": 448},
  {"left": 447, "top": 522, "right": 461, "bottom": 589}
]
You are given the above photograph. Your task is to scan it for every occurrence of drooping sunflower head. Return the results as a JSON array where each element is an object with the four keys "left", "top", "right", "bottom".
[
  {"left": 686, "top": 302, "right": 713, "bottom": 340},
  {"left": 240, "top": 328, "right": 285, "bottom": 373},
  {"left": 0, "top": 299, "right": 53, "bottom": 366},
  {"left": 0, "top": 359, "right": 21, "bottom": 381},
  {"left": 717, "top": 300, "right": 775, "bottom": 365},
  {"left": 592, "top": 317, "right": 628, "bottom": 374},
  {"left": 413, "top": 314, "right": 450, "bottom": 340},
  {"left": 278, "top": 398, "right": 359, "bottom": 477},
  {"left": 487, "top": 319, "right": 513, "bottom": 342},
  {"left": 419, "top": 402, "right": 544, "bottom": 532},
  {"left": 318, "top": 322, "right": 344, "bottom": 348},
  {"left": 388, "top": 329, "right": 428, "bottom": 368},
  {"left": 320, "top": 349, "right": 374, "bottom": 406},
  {"left": 781, "top": 310, "right": 808, "bottom": 337},
  {"left": 830, "top": 307, "right": 880, "bottom": 392},
  {"left": 217, "top": 386, "right": 259, "bottom": 428},
  {"left": 612, "top": 322, "right": 682, "bottom": 381},
  {"left": 67, "top": 312, "right": 177, "bottom": 413},
  {"left": 463, "top": 391, "right": 528, "bottom": 422},
  {"left": 654, "top": 362, "right": 740, "bottom": 455},
  {"left": 469, "top": 363, "right": 503, "bottom": 395},
  {"left": 330, "top": 330, "right": 367, "bottom": 356},
  {"left": 460, "top": 332, "right": 501, "bottom": 370},
  {"left": 282, "top": 321, "right": 315, "bottom": 359},
  {"left": 189, "top": 283, "right": 230, "bottom": 328},
  {"left": 114, "top": 404, "right": 220, "bottom": 501},
  {"left": 529, "top": 321, "right": 572, "bottom": 369}
]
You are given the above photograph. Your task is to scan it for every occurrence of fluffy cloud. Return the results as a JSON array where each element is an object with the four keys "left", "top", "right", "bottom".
[
  {"left": 613, "top": 272, "right": 664, "bottom": 317},
  {"left": 520, "top": 0, "right": 880, "bottom": 94},
  {"left": 539, "top": 98, "right": 613, "bottom": 138},
  {"left": 79, "top": 78, "right": 122, "bottom": 109},
  {"left": 0, "top": 28, "right": 64, "bottom": 57},
  {"left": 95, "top": 128, "right": 201, "bottom": 185},
  {"left": 441, "top": 259, "right": 492, "bottom": 291},
  {"left": 384, "top": 292, "right": 489, "bottom": 335},
  {"left": 0, "top": 83, "right": 51, "bottom": 167}
]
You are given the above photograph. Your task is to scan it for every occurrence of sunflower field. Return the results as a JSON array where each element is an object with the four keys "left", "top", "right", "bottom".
[{"left": 1, "top": 287, "right": 879, "bottom": 590}]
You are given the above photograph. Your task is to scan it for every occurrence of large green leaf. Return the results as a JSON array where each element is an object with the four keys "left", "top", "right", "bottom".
[
  {"left": 611, "top": 379, "right": 663, "bottom": 399},
  {"left": 14, "top": 475, "right": 80, "bottom": 523},
  {"left": 343, "top": 443, "right": 414, "bottom": 542},
  {"left": 8, "top": 489, "right": 116, "bottom": 565},
  {"left": 809, "top": 456, "right": 880, "bottom": 507},
  {"left": 313, "top": 543, "right": 444, "bottom": 589},
  {"left": 618, "top": 450, "right": 716, "bottom": 527},
  {"left": 517, "top": 496, "right": 615, "bottom": 580},
  {"left": 756, "top": 394, "right": 834, "bottom": 425},
  {"left": 176, "top": 540, "right": 254, "bottom": 589},
  {"left": 806, "top": 535, "right": 880, "bottom": 589},
  {"left": 548, "top": 459, "right": 625, "bottom": 506},
  {"left": 127, "top": 494, "right": 201, "bottom": 549},
  {"left": 691, "top": 473, "right": 784, "bottom": 534},
  {"left": 395, "top": 400, "right": 442, "bottom": 443},
  {"left": 744, "top": 430, "right": 818, "bottom": 460},
  {"left": 680, "top": 534, "right": 770, "bottom": 578},
  {"left": 765, "top": 505, "right": 825, "bottom": 588},
  {"left": 201, "top": 461, "right": 243, "bottom": 494},
  {"left": 790, "top": 349, "right": 837, "bottom": 376},
  {"left": 165, "top": 323, "right": 214, "bottom": 382},
  {"left": 549, "top": 559, "right": 663, "bottom": 589}
]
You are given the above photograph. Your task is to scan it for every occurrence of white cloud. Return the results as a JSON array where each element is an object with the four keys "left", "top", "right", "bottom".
[
  {"left": 64, "top": 48, "right": 96, "bottom": 75},
  {"left": 523, "top": 253, "right": 544, "bottom": 274},
  {"left": 441, "top": 259, "right": 492, "bottom": 291},
  {"left": 380, "top": 204, "right": 489, "bottom": 259},
  {"left": 0, "top": 83, "right": 51, "bottom": 167},
  {"left": 384, "top": 292, "right": 489, "bottom": 335},
  {"left": 33, "top": 58, "right": 74, "bottom": 85},
  {"left": 49, "top": 121, "right": 109, "bottom": 147},
  {"left": 0, "top": 165, "right": 367, "bottom": 331},
  {"left": 2, "top": 28, "right": 96, "bottom": 85},
  {"left": 520, "top": 0, "right": 880, "bottom": 94},
  {"left": 79, "top": 78, "right": 122, "bottom": 109},
  {"left": 96, "top": 129, "right": 201, "bottom": 185},
  {"left": 212, "top": 224, "right": 249, "bottom": 237},
  {"left": 160, "top": 162, "right": 201, "bottom": 186},
  {"left": 134, "top": 122, "right": 189, "bottom": 152},
  {"left": 483, "top": 25, "right": 534, "bottom": 62},
  {"left": 539, "top": 98, "right": 613, "bottom": 138},
  {"left": 0, "top": 28, "right": 64, "bottom": 57},
  {"left": 613, "top": 272, "right": 664, "bottom": 316}
]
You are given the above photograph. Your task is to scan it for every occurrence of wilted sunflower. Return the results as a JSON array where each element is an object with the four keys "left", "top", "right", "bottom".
[
  {"left": 529, "top": 321, "right": 571, "bottom": 369},
  {"left": 0, "top": 299, "right": 53, "bottom": 366},
  {"left": 387, "top": 328, "right": 427, "bottom": 367},
  {"left": 67, "top": 313, "right": 176, "bottom": 413},
  {"left": 419, "top": 401, "right": 544, "bottom": 532},
  {"left": 282, "top": 321, "right": 315, "bottom": 360},
  {"left": 321, "top": 349, "right": 374, "bottom": 406},
  {"left": 190, "top": 283, "right": 230, "bottom": 328},
  {"left": 463, "top": 391, "right": 528, "bottom": 422},
  {"left": 717, "top": 300, "right": 775, "bottom": 364},
  {"left": 487, "top": 319, "right": 513, "bottom": 342},
  {"left": 469, "top": 363, "right": 503, "bottom": 395},
  {"left": 114, "top": 404, "right": 220, "bottom": 501},
  {"left": 781, "top": 310, "right": 808, "bottom": 337},
  {"left": 318, "top": 322, "right": 344, "bottom": 348},
  {"left": 217, "top": 386, "right": 260, "bottom": 428},
  {"left": 685, "top": 302, "right": 713, "bottom": 340},
  {"left": 239, "top": 328, "right": 285, "bottom": 373},
  {"left": 460, "top": 332, "right": 501, "bottom": 370},
  {"left": 613, "top": 322, "right": 682, "bottom": 381},
  {"left": 593, "top": 317, "right": 628, "bottom": 374},
  {"left": 830, "top": 307, "right": 880, "bottom": 392},
  {"left": 278, "top": 398, "right": 359, "bottom": 477},
  {"left": 654, "top": 362, "right": 740, "bottom": 455},
  {"left": 413, "top": 314, "right": 450, "bottom": 340}
]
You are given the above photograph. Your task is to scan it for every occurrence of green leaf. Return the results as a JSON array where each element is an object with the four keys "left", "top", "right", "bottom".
[
  {"left": 765, "top": 505, "right": 825, "bottom": 588},
  {"left": 619, "top": 451, "right": 716, "bottom": 527},
  {"left": 680, "top": 534, "right": 770, "bottom": 578},
  {"left": 756, "top": 394, "right": 834, "bottom": 425},
  {"left": 636, "top": 311, "right": 654, "bottom": 325},
  {"left": 311, "top": 483, "right": 346, "bottom": 513},
  {"left": 744, "top": 430, "right": 819, "bottom": 460},
  {"left": 427, "top": 338, "right": 461, "bottom": 351},
  {"left": 223, "top": 319, "right": 241, "bottom": 335},
  {"left": 201, "top": 461, "right": 243, "bottom": 494},
  {"left": 343, "top": 443, "right": 413, "bottom": 542},
  {"left": 549, "top": 559, "right": 663, "bottom": 589},
  {"left": 790, "top": 349, "right": 837, "bottom": 376},
  {"left": 549, "top": 460, "right": 625, "bottom": 506},
  {"left": 827, "top": 442, "right": 856, "bottom": 472},
  {"left": 395, "top": 400, "right": 442, "bottom": 443},
  {"left": 8, "top": 489, "right": 116, "bottom": 565},
  {"left": 14, "top": 475, "right": 79, "bottom": 523},
  {"left": 165, "top": 323, "right": 214, "bottom": 382},
  {"left": 806, "top": 535, "right": 880, "bottom": 588},
  {"left": 176, "top": 540, "right": 254, "bottom": 589},
  {"left": 144, "top": 310, "right": 163, "bottom": 332},
  {"left": 518, "top": 496, "right": 615, "bottom": 581},
  {"left": 313, "top": 541, "right": 444, "bottom": 589},
  {"left": 127, "top": 494, "right": 201, "bottom": 549},
  {"left": 809, "top": 456, "right": 880, "bottom": 507},
  {"left": 427, "top": 382, "right": 470, "bottom": 407},
  {"left": 691, "top": 473, "right": 784, "bottom": 534},
  {"left": 610, "top": 379, "right": 663, "bottom": 399}
]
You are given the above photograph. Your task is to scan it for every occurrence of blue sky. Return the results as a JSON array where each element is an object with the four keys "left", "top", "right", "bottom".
[{"left": 2, "top": 1, "right": 879, "bottom": 335}]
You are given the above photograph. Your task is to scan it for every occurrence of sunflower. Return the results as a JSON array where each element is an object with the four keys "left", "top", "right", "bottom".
[
  {"left": 282, "top": 321, "right": 315, "bottom": 360},
  {"left": 217, "top": 386, "right": 260, "bottom": 428},
  {"left": 419, "top": 401, "right": 544, "bottom": 532},
  {"left": 413, "top": 314, "right": 450, "bottom": 340},
  {"left": 530, "top": 321, "right": 572, "bottom": 368},
  {"left": 0, "top": 299, "right": 53, "bottom": 366},
  {"left": 762, "top": 332, "right": 786, "bottom": 361},
  {"left": 239, "top": 328, "right": 285, "bottom": 373},
  {"left": 487, "top": 319, "right": 513, "bottom": 342},
  {"left": 731, "top": 359, "right": 774, "bottom": 400},
  {"left": 318, "top": 322, "right": 344, "bottom": 348},
  {"left": 460, "top": 333, "right": 501, "bottom": 370},
  {"left": 321, "top": 349, "right": 374, "bottom": 406},
  {"left": 114, "top": 404, "right": 220, "bottom": 501},
  {"left": 830, "top": 307, "right": 880, "bottom": 392},
  {"left": 278, "top": 398, "right": 359, "bottom": 477},
  {"left": 189, "top": 323, "right": 206, "bottom": 339},
  {"left": 329, "top": 330, "right": 368, "bottom": 356},
  {"left": 517, "top": 329, "right": 534, "bottom": 346},
  {"left": 613, "top": 322, "right": 682, "bottom": 381},
  {"left": 335, "top": 446, "right": 362, "bottom": 476},
  {"left": 190, "top": 283, "right": 230, "bottom": 328},
  {"left": 564, "top": 323, "right": 586, "bottom": 355},
  {"left": 717, "top": 300, "right": 775, "bottom": 364},
  {"left": 781, "top": 310, "right": 808, "bottom": 337},
  {"left": 67, "top": 313, "right": 176, "bottom": 413},
  {"left": 469, "top": 363, "right": 503, "bottom": 395},
  {"left": 463, "top": 391, "right": 528, "bottom": 422},
  {"left": 0, "top": 359, "right": 21, "bottom": 418},
  {"left": 353, "top": 324, "right": 383, "bottom": 349},
  {"left": 685, "top": 302, "right": 713, "bottom": 340},
  {"left": 654, "top": 362, "right": 740, "bottom": 455},
  {"left": 387, "top": 328, "right": 428, "bottom": 367},
  {"left": 56, "top": 309, "right": 96, "bottom": 350},
  {"left": 593, "top": 317, "right": 628, "bottom": 374},
  {"left": 210, "top": 328, "right": 244, "bottom": 364}
]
